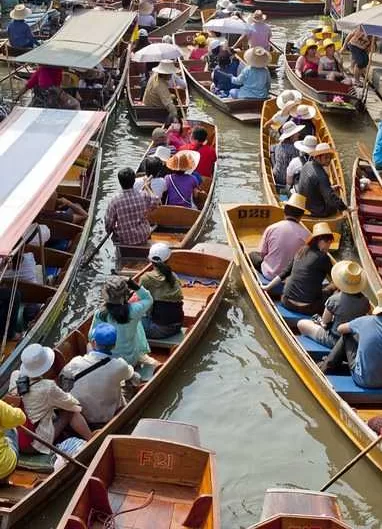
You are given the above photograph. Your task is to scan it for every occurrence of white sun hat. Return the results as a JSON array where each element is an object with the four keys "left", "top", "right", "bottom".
[
  {"left": 294, "top": 135, "right": 318, "bottom": 154},
  {"left": 152, "top": 60, "right": 179, "bottom": 75},
  {"left": 279, "top": 121, "right": 306, "bottom": 142},
  {"left": 10, "top": 4, "right": 32, "bottom": 19},
  {"left": 276, "top": 89, "right": 302, "bottom": 110},
  {"left": 149, "top": 242, "right": 172, "bottom": 262},
  {"left": 290, "top": 103, "right": 316, "bottom": 120},
  {"left": 20, "top": 343, "right": 55, "bottom": 378},
  {"left": 153, "top": 146, "right": 172, "bottom": 161}
]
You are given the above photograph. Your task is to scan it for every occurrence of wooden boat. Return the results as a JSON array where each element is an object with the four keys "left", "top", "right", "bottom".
[
  {"left": 261, "top": 96, "right": 347, "bottom": 233},
  {"left": 0, "top": 106, "right": 106, "bottom": 396},
  {"left": 236, "top": 0, "right": 325, "bottom": 16},
  {"left": 221, "top": 202, "right": 382, "bottom": 474},
  {"left": 284, "top": 44, "right": 360, "bottom": 114},
  {"left": 0, "top": 246, "right": 231, "bottom": 529},
  {"left": 149, "top": 2, "right": 198, "bottom": 37},
  {"left": 247, "top": 488, "right": 352, "bottom": 529},
  {"left": 115, "top": 119, "right": 217, "bottom": 270},
  {"left": 350, "top": 157, "right": 382, "bottom": 300},
  {"left": 57, "top": 418, "right": 219, "bottom": 529}
]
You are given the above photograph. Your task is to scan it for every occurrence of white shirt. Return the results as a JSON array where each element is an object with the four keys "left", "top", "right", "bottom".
[
  {"left": 61, "top": 351, "right": 133, "bottom": 424},
  {"left": 286, "top": 156, "right": 303, "bottom": 182},
  {"left": 3, "top": 253, "right": 40, "bottom": 284},
  {"left": 134, "top": 177, "right": 167, "bottom": 199}
]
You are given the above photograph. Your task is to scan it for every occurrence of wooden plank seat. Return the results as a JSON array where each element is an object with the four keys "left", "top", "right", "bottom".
[
  {"left": 327, "top": 375, "right": 382, "bottom": 404},
  {"left": 148, "top": 328, "right": 186, "bottom": 349},
  {"left": 297, "top": 335, "right": 330, "bottom": 360},
  {"left": 275, "top": 302, "right": 311, "bottom": 327},
  {"left": 363, "top": 223, "right": 382, "bottom": 237},
  {"left": 359, "top": 203, "right": 382, "bottom": 218},
  {"left": 368, "top": 244, "right": 382, "bottom": 258}
]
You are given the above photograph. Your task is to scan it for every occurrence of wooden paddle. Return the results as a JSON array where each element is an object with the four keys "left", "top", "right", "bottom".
[
  {"left": 320, "top": 431, "right": 382, "bottom": 491},
  {"left": 81, "top": 232, "right": 110, "bottom": 268},
  {"left": 19, "top": 425, "right": 88, "bottom": 471}
]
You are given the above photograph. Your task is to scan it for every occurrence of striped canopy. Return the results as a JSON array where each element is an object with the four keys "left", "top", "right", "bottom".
[{"left": 0, "top": 107, "right": 106, "bottom": 256}]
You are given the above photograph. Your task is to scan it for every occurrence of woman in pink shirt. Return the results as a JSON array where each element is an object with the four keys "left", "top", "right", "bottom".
[{"left": 166, "top": 119, "right": 192, "bottom": 151}]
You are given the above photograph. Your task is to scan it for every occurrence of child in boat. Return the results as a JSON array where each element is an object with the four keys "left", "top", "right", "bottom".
[
  {"left": 140, "top": 243, "right": 184, "bottom": 339},
  {"left": 164, "top": 150, "right": 203, "bottom": 208},
  {"left": 229, "top": 47, "right": 271, "bottom": 100},
  {"left": 0, "top": 400, "right": 25, "bottom": 482},
  {"left": 295, "top": 39, "right": 319, "bottom": 79}
]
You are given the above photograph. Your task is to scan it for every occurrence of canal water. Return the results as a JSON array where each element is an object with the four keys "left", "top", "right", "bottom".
[{"left": 1, "top": 14, "right": 382, "bottom": 529}]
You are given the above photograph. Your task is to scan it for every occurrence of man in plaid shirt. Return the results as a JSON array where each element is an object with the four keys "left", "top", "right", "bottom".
[{"left": 105, "top": 167, "right": 161, "bottom": 245}]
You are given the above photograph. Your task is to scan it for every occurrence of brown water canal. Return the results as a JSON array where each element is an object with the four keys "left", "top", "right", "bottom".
[{"left": 1, "top": 13, "right": 382, "bottom": 529}]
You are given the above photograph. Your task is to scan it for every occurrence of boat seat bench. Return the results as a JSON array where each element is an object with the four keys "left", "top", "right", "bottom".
[
  {"left": 275, "top": 302, "right": 311, "bottom": 326},
  {"left": 297, "top": 335, "right": 330, "bottom": 360},
  {"left": 149, "top": 328, "right": 187, "bottom": 349},
  {"left": 327, "top": 375, "right": 382, "bottom": 404}
]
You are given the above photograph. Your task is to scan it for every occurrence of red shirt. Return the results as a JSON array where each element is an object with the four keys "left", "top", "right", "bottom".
[
  {"left": 27, "top": 66, "right": 63, "bottom": 90},
  {"left": 179, "top": 141, "right": 217, "bottom": 178}
]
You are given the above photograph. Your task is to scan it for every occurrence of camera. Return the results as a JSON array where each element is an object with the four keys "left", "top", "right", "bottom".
[{"left": 16, "top": 376, "right": 30, "bottom": 396}]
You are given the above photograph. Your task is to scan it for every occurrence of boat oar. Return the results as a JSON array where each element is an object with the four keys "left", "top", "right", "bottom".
[
  {"left": 270, "top": 40, "right": 283, "bottom": 54},
  {"left": 19, "top": 425, "right": 88, "bottom": 471},
  {"left": 320, "top": 431, "right": 382, "bottom": 492},
  {"left": 81, "top": 232, "right": 110, "bottom": 268},
  {"left": 174, "top": 84, "right": 187, "bottom": 120}
]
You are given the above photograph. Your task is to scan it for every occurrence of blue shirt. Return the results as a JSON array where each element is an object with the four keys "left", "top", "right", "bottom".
[
  {"left": 7, "top": 20, "right": 37, "bottom": 49},
  {"left": 231, "top": 66, "right": 271, "bottom": 99},
  {"left": 349, "top": 315, "right": 382, "bottom": 388},
  {"left": 373, "top": 121, "right": 382, "bottom": 169},
  {"left": 212, "top": 60, "right": 240, "bottom": 94}
]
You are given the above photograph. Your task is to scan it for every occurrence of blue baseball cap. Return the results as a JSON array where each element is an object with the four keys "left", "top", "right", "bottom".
[{"left": 90, "top": 323, "right": 117, "bottom": 347}]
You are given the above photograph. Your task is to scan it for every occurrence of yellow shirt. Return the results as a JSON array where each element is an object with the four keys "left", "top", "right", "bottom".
[{"left": 0, "top": 401, "right": 25, "bottom": 479}]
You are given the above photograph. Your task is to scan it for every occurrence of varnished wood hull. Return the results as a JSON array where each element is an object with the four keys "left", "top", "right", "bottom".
[
  {"left": 221, "top": 203, "right": 382, "bottom": 475},
  {"left": 261, "top": 97, "right": 347, "bottom": 233},
  {"left": 237, "top": 0, "right": 324, "bottom": 15}
]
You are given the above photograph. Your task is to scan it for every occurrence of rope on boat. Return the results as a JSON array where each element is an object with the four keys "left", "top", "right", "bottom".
[{"left": 89, "top": 490, "right": 155, "bottom": 528}]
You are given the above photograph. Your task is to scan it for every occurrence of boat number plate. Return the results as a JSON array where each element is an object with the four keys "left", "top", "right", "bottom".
[
  {"left": 139, "top": 450, "right": 174, "bottom": 470},
  {"left": 237, "top": 208, "right": 270, "bottom": 219}
]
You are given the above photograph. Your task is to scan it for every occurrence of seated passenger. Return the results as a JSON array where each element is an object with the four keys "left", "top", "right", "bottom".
[
  {"left": 263, "top": 89, "right": 302, "bottom": 131},
  {"left": 179, "top": 126, "right": 217, "bottom": 178},
  {"left": 147, "top": 127, "right": 176, "bottom": 156},
  {"left": 166, "top": 119, "right": 192, "bottom": 151},
  {"left": 165, "top": 150, "right": 202, "bottom": 208},
  {"left": 289, "top": 103, "right": 316, "bottom": 137},
  {"left": 273, "top": 121, "right": 305, "bottom": 187},
  {"left": 263, "top": 222, "right": 336, "bottom": 315},
  {"left": 135, "top": 148, "right": 171, "bottom": 199},
  {"left": 297, "top": 143, "right": 349, "bottom": 218},
  {"left": 89, "top": 276, "right": 156, "bottom": 368},
  {"left": 104, "top": 167, "right": 161, "bottom": 246},
  {"left": 60, "top": 323, "right": 140, "bottom": 424},
  {"left": 140, "top": 243, "right": 184, "bottom": 339},
  {"left": 295, "top": 39, "right": 319, "bottom": 79},
  {"left": 314, "top": 25, "right": 340, "bottom": 47},
  {"left": 249, "top": 194, "right": 310, "bottom": 280},
  {"left": 39, "top": 192, "right": 88, "bottom": 225},
  {"left": 211, "top": 51, "right": 240, "bottom": 98},
  {"left": 286, "top": 135, "right": 317, "bottom": 192},
  {"left": 318, "top": 39, "right": 343, "bottom": 81},
  {"left": 7, "top": 4, "right": 38, "bottom": 49},
  {"left": 189, "top": 33, "right": 208, "bottom": 61},
  {"left": 298, "top": 260, "right": 369, "bottom": 348},
  {"left": 9, "top": 344, "right": 92, "bottom": 454},
  {"left": 138, "top": 2, "right": 156, "bottom": 29},
  {"left": 142, "top": 60, "right": 179, "bottom": 124},
  {"left": 229, "top": 46, "right": 271, "bottom": 100},
  {"left": 318, "top": 289, "right": 382, "bottom": 389},
  {"left": 206, "top": 39, "right": 224, "bottom": 71},
  {"left": 132, "top": 28, "right": 151, "bottom": 53}
]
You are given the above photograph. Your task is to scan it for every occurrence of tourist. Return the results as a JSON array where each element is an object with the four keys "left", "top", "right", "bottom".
[
  {"left": 264, "top": 89, "right": 302, "bottom": 131},
  {"left": 319, "top": 289, "right": 382, "bottom": 388},
  {"left": 179, "top": 126, "right": 217, "bottom": 178},
  {"left": 89, "top": 276, "right": 156, "bottom": 368},
  {"left": 235, "top": 10, "right": 272, "bottom": 50},
  {"left": 206, "top": 39, "right": 224, "bottom": 71},
  {"left": 167, "top": 119, "right": 192, "bottom": 150},
  {"left": 40, "top": 191, "right": 88, "bottom": 225},
  {"left": 295, "top": 39, "right": 319, "bottom": 79},
  {"left": 9, "top": 343, "right": 92, "bottom": 454},
  {"left": 104, "top": 167, "right": 161, "bottom": 245},
  {"left": 7, "top": 4, "right": 38, "bottom": 49},
  {"left": 229, "top": 47, "right": 271, "bottom": 100},
  {"left": 140, "top": 243, "right": 184, "bottom": 339},
  {"left": 249, "top": 194, "right": 309, "bottom": 280},
  {"left": 147, "top": 127, "right": 176, "bottom": 156},
  {"left": 142, "top": 60, "right": 179, "bottom": 124},
  {"left": 135, "top": 147, "right": 171, "bottom": 199},
  {"left": 289, "top": 103, "right": 316, "bottom": 137},
  {"left": 0, "top": 399, "right": 25, "bottom": 481},
  {"left": 132, "top": 28, "right": 151, "bottom": 53},
  {"left": 263, "top": 222, "right": 335, "bottom": 315},
  {"left": 297, "top": 143, "right": 349, "bottom": 217},
  {"left": 165, "top": 150, "right": 203, "bottom": 208},
  {"left": 138, "top": 2, "right": 156, "bottom": 29},
  {"left": 340, "top": 25, "right": 372, "bottom": 85},
  {"left": 286, "top": 135, "right": 318, "bottom": 191},
  {"left": 314, "top": 25, "right": 340, "bottom": 47},
  {"left": 297, "top": 260, "right": 370, "bottom": 348},
  {"left": 273, "top": 121, "right": 305, "bottom": 187},
  {"left": 189, "top": 33, "right": 208, "bottom": 60},
  {"left": 211, "top": 51, "right": 241, "bottom": 98},
  {"left": 60, "top": 323, "right": 140, "bottom": 424},
  {"left": 318, "top": 39, "right": 343, "bottom": 81}
]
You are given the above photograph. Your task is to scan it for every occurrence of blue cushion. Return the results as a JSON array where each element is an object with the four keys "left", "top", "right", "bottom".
[
  {"left": 257, "top": 272, "right": 284, "bottom": 296},
  {"left": 297, "top": 335, "right": 330, "bottom": 360},
  {"left": 327, "top": 375, "right": 382, "bottom": 404},
  {"left": 275, "top": 302, "right": 311, "bottom": 326}
]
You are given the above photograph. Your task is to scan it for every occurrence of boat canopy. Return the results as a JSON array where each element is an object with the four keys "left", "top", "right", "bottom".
[
  {"left": 337, "top": 4, "right": 382, "bottom": 36},
  {"left": 15, "top": 10, "right": 137, "bottom": 69},
  {"left": 0, "top": 106, "right": 106, "bottom": 256}
]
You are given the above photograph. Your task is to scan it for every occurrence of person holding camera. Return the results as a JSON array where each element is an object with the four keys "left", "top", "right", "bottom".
[
  {"left": 60, "top": 323, "right": 140, "bottom": 424},
  {"left": 8, "top": 344, "right": 92, "bottom": 454}
]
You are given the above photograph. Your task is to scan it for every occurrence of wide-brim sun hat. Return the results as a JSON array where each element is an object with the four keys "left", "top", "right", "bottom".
[
  {"left": 20, "top": 343, "right": 55, "bottom": 378},
  {"left": 90, "top": 323, "right": 117, "bottom": 346},
  {"left": 290, "top": 103, "right": 316, "bottom": 120},
  {"left": 306, "top": 221, "right": 333, "bottom": 244},
  {"left": 139, "top": 1, "right": 154, "bottom": 14},
  {"left": 284, "top": 193, "right": 306, "bottom": 212},
  {"left": 300, "top": 38, "right": 318, "bottom": 56},
  {"left": 208, "top": 39, "right": 221, "bottom": 51},
  {"left": 276, "top": 89, "right": 302, "bottom": 110},
  {"left": 153, "top": 145, "right": 171, "bottom": 161},
  {"left": 318, "top": 38, "right": 341, "bottom": 54},
  {"left": 331, "top": 260, "right": 367, "bottom": 294},
  {"left": 149, "top": 242, "right": 172, "bottom": 262},
  {"left": 315, "top": 25, "right": 337, "bottom": 39},
  {"left": 373, "top": 289, "right": 382, "bottom": 315},
  {"left": 310, "top": 142, "right": 335, "bottom": 158},
  {"left": 251, "top": 9, "right": 267, "bottom": 21},
  {"left": 166, "top": 150, "right": 200, "bottom": 173},
  {"left": 294, "top": 135, "right": 318, "bottom": 154},
  {"left": 152, "top": 60, "right": 180, "bottom": 75},
  {"left": 10, "top": 3, "right": 32, "bottom": 19},
  {"left": 244, "top": 46, "right": 271, "bottom": 68},
  {"left": 102, "top": 275, "right": 130, "bottom": 305},
  {"left": 279, "top": 121, "right": 305, "bottom": 142}
]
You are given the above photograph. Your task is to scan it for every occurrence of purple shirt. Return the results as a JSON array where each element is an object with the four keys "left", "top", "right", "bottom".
[
  {"left": 165, "top": 173, "right": 198, "bottom": 208},
  {"left": 247, "top": 22, "right": 272, "bottom": 50},
  {"left": 260, "top": 218, "right": 309, "bottom": 279}
]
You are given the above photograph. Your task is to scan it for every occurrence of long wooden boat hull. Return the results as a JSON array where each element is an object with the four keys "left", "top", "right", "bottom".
[
  {"left": 236, "top": 0, "right": 324, "bottom": 16},
  {"left": 221, "top": 203, "right": 382, "bottom": 475},
  {"left": 0, "top": 247, "right": 231, "bottom": 529},
  {"left": 57, "top": 419, "right": 220, "bottom": 529},
  {"left": 149, "top": 2, "right": 198, "bottom": 37},
  {"left": 261, "top": 97, "right": 347, "bottom": 233}
]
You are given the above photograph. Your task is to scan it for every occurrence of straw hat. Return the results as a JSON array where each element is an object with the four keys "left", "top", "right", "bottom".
[
  {"left": 139, "top": 2, "right": 154, "bottom": 14},
  {"left": 315, "top": 25, "right": 337, "bottom": 40},
  {"left": 149, "top": 242, "right": 172, "bottom": 262},
  {"left": 306, "top": 222, "right": 333, "bottom": 244},
  {"left": 102, "top": 276, "right": 130, "bottom": 305},
  {"left": 279, "top": 121, "right": 305, "bottom": 142},
  {"left": 318, "top": 38, "right": 341, "bottom": 54},
  {"left": 166, "top": 150, "right": 200, "bottom": 173},
  {"left": 152, "top": 60, "right": 179, "bottom": 75},
  {"left": 10, "top": 3, "right": 32, "bottom": 19},
  {"left": 331, "top": 260, "right": 367, "bottom": 294},
  {"left": 362, "top": 0, "right": 380, "bottom": 9},
  {"left": 290, "top": 103, "right": 316, "bottom": 120},
  {"left": 244, "top": 46, "right": 271, "bottom": 68},
  {"left": 276, "top": 89, "right": 302, "bottom": 110},
  {"left": 373, "top": 289, "right": 382, "bottom": 315},
  {"left": 310, "top": 142, "right": 335, "bottom": 158},
  {"left": 251, "top": 9, "right": 267, "bottom": 21},
  {"left": 300, "top": 38, "right": 318, "bottom": 56},
  {"left": 294, "top": 135, "right": 318, "bottom": 154},
  {"left": 20, "top": 344, "right": 55, "bottom": 378},
  {"left": 284, "top": 193, "right": 306, "bottom": 212}
]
